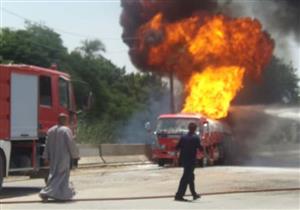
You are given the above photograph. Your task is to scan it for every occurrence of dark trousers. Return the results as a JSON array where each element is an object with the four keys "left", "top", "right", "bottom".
[{"left": 175, "top": 164, "right": 197, "bottom": 198}]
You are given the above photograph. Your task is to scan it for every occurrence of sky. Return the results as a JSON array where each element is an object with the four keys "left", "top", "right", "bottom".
[
  {"left": 0, "top": 0, "right": 137, "bottom": 72},
  {"left": 0, "top": 0, "right": 299, "bottom": 77}
]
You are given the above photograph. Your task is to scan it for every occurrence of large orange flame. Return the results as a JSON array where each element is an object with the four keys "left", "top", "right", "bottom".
[
  {"left": 135, "top": 13, "right": 274, "bottom": 119},
  {"left": 182, "top": 66, "right": 245, "bottom": 119}
]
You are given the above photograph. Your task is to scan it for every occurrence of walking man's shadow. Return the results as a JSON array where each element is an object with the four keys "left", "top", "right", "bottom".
[{"left": 0, "top": 186, "right": 41, "bottom": 199}]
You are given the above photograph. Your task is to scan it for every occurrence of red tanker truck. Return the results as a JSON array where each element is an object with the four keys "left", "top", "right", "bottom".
[
  {"left": 150, "top": 113, "right": 233, "bottom": 167},
  {"left": 0, "top": 64, "right": 78, "bottom": 190}
]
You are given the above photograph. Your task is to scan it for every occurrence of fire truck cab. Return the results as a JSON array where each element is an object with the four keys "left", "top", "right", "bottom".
[
  {"left": 151, "top": 113, "right": 232, "bottom": 167},
  {"left": 0, "top": 64, "right": 77, "bottom": 190}
]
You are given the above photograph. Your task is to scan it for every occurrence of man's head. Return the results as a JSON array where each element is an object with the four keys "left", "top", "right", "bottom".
[
  {"left": 58, "top": 113, "right": 68, "bottom": 126},
  {"left": 188, "top": 122, "right": 197, "bottom": 133}
]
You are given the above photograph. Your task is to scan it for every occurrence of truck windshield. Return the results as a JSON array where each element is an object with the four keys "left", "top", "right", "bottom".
[{"left": 156, "top": 118, "right": 199, "bottom": 134}]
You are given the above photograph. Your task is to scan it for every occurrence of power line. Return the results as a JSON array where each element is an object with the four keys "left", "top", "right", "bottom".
[
  {"left": 1, "top": 7, "right": 139, "bottom": 41},
  {"left": 0, "top": 7, "right": 139, "bottom": 54}
]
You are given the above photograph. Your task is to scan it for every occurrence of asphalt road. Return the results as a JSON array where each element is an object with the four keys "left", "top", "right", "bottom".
[{"left": 1, "top": 164, "right": 300, "bottom": 210}]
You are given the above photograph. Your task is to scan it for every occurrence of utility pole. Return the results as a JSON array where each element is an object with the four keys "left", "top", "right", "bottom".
[
  {"left": 169, "top": 71, "right": 175, "bottom": 113},
  {"left": 167, "top": 46, "right": 185, "bottom": 114}
]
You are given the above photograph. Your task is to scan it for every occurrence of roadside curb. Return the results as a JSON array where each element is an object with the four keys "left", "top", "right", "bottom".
[
  {"left": 77, "top": 144, "right": 153, "bottom": 167},
  {"left": 78, "top": 160, "right": 152, "bottom": 169}
]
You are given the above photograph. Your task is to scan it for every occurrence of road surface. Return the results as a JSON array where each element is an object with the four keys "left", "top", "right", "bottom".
[{"left": 1, "top": 164, "right": 299, "bottom": 210}]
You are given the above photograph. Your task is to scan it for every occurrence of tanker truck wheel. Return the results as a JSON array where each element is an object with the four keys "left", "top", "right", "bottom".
[
  {"left": 215, "top": 144, "right": 225, "bottom": 165},
  {"left": 0, "top": 154, "right": 4, "bottom": 191},
  {"left": 199, "top": 157, "right": 208, "bottom": 167},
  {"left": 158, "top": 159, "right": 165, "bottom": 167}
]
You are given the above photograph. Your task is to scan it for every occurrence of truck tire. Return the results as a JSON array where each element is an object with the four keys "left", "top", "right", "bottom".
[
  {"left": 222, "top": 135, "right": 234, "bottom": 165},
  {"left": 200, "top": 157, "right": 208, "bottom": 167},
  {"left": 200, "top": 147, "right": 209, "bottom": 167},
  {"left": 215, "top": 144, "right": 225, "bottom": 165},
  {"left": 0, "top": 155, "right": 4, "bottom": 191},
  {"left": 158, "top": 159, "right": 165, "bottom": 167}
]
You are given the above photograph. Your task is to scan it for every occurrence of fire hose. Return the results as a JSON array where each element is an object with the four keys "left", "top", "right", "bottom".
[{"left": 1, "top": 187, "right": 300, "bottom": 204}]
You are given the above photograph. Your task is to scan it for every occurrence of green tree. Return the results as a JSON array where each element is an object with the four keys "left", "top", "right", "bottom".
[
  {"left": 0, "top": 22, "right": 67, "bottom": 67},
  {"left": 66, "top": 40, "right": 168, "bottom": 143},
  {"left": 0, "top": 23, "right": 171, "bottom": 144},
  {"left": 76, "top": 39, "right": 106, "bottom": 58},
  {"left": 234, "top": 56, "right": 300, "bottom": 105}
]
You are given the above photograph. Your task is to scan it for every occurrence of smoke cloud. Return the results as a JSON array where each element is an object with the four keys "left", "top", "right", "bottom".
[
  {"left": 228, "top": 106, "right": 300, "bottom": 167},
  {"left": 221, "top": 0, "right": 299, "bottom": 41},
  {"left": 219, "top": 0, "right": 300, "bottom": 73},
  {"left": 121, "top": 0, "right": 299, "bottom": 71},
  {"left": 120, "top": 0, "right": 218, "bottom": 45},
  {"left": 118, "top": 78, "right": 183, "bottom": 144},
  {"left": 117, "top": 91, "right": 170, "bottom": 144},
  {"left": 120, "top": 0, "right": 218, "bottom": 71}
]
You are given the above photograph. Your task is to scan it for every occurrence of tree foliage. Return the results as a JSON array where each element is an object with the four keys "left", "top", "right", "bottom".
[
  {"left": 233, "top": 56, "right": 299, "bottom": 105},
  {"left": 76, "top": 39, "right": 106, "bottom": 58},
  {"left": 0, "top": 23, "right": 167, "bottom": 143},
  {"left": 0, "top": 22, "right": 67, "bottom": 67}
]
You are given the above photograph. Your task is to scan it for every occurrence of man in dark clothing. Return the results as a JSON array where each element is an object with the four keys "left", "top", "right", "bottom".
[{"left": 175, "top": 122, "right": 202, "bottom": 202}]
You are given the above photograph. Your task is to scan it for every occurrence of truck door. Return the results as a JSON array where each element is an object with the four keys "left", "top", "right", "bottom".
[
  {"left": 11, "top": 73, "right": 38, "bottom": 139},
  {"left": 58, "top": 77, "right": 76, "bottom": 129}
]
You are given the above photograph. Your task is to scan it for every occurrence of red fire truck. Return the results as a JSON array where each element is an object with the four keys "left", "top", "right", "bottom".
[
  {"left": 151, "top": 113, "right": 232, "bottom": 166},
  {"left": 0, "top": 64, "right": 77, "bottom": 190}
]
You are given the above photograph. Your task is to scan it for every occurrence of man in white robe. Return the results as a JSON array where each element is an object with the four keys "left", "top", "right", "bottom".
[{"left": 39, "top": 113, "right": 79, "bottom": 201}]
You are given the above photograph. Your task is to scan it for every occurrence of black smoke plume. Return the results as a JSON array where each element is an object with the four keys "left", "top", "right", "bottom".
[
  {"left": 271, "top": 0, "right": 299, "bottom": 40},
  {"left": 120, "top": 0, "right": 218, "bottom": 71},
  {"left": 221, "top": 0, "right": 299, "bottom": 42},
  {"left": 258, "top": 0, "right": 300, "bottom": 42}
]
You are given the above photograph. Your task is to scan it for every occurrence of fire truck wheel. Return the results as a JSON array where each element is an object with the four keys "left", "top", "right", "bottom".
[
  {"left": 158, "top": 159, "right": 165, "bottom": 167},
  {"left": 0, "top": 155, "right": 4, "bottom": 191}
]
